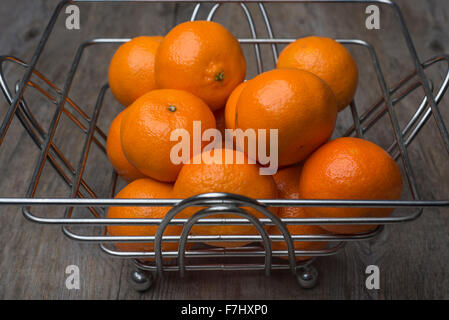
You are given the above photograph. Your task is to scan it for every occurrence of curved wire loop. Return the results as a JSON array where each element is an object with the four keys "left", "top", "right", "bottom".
[
  {"left": 0, "top": 55, "right": 106, "bottom": 220},
  {"left": 257, "top": 3, "right": 278, "bottom": 64},
  {"left": 0, "top": 56, "right": 104, "bottom": 208},
  {"left": 177, "top": 205, "right": 272, "bottom": 277},
  {"left": 387, "top": 1, "right": 449, "bottom": 156},
  {"left": 239, "top": 3, "right": 263, "bottom": 73},
  {"left": 190, "top": 3, "right": 201, "bottom": 21},
  {"left": 344, "top": 55, "right": 449, "bottom": 163},
  {"left": 206, "top": 3, "right": 220, "bottom": 20},
  {"left": 0, "top": 55, "right": 108, "bottom": 156},
  {"left": 154, "top": 193, "right": 297, "bottom": 277}
]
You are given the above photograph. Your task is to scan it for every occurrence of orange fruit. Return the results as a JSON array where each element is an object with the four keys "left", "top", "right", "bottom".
[
  {"left": 106, "top": 109, "right": 146, "bottom": 182},
  {"left": 271, "top": 165, "right": 329, "bottom": 261},
  {"left": 106, "top": 178, "right": 182, "bottom": 255},
  {"left": 155, "top": 21, "right": 246, "bottom": 111},
  {"left": 213, "top": 108, "right": 227, "bottom": 141},
  {"left": 108, "top": 36, "right": 163, "bottom": 106},
  {"left": 298, "top": 137, "right": 403, "bottom": 234},
  {"left": 173, "top": 148, "right": 278, "bottom": 248},
  {"left": 272, "top": 164, "right": 303, "bottom": 207},
  {"left": 224, "top": 81, "right": 247, "bottom": 130},
  {"left": 277, "top": 36, "right": 358, "bottom": 111},
  {"left": 235, "top": 69, "right": 337, "bottom": 167},
  {"left": 120, "top": 89, "right": 216, "bottom": 182}
]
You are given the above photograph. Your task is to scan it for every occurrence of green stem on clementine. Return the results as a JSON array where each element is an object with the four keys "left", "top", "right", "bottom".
[
  {"left": 168, "top": 105, "right": 177, "bottom": 112},
  {"left": 215, "top": 71, "right": 224, "bottom": 82}
]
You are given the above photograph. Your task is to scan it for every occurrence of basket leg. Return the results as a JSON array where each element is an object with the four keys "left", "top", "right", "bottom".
[
  {"left": 296, "top": 265, "right": 318, "bottom": 289},
  {"left": 129, "top": 269, "right": 155, "bottom": 292}
]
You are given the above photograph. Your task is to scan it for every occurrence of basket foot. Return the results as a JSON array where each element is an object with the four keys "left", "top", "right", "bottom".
[
  {"left": 296, "top": 265, "right": 318, "bottom": 289},
  {"left": 129, "top": 269, "right": 154, "bottom": 292}
]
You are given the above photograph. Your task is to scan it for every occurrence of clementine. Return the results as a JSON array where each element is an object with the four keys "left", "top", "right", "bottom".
[
  {"left": 106, "top": 178, "right": 181, "bottom": 254},
  {"left": 277, "top": 36, "right": 358, "bottom": 111},
  {"left": 271, "top": 165, "right": 329, "bottom": 261},
  {"left": 213, "top": 108, "right": 227, "bottom": 141},
  {"left": 235, "top": 68, "right": 337, "bottom": 167},
  {"left": 108, "top": 36, "right": 163, "bottom": 106},
  {"left": 120, "top": 89, "right": 216, "bottom": 182},
  {"left": 298, "top": 137, "right": 403, "bottom": 234},
  {"left": 155, "top": 21, "right": 246, "bottom": 111},
  {"left": 106, "top": 109, "right": 146, "bottom": 182},
  {"left": 173, "top": 148, "right": 278, "bottom": 248},
  {"left": 224, "top": 81, "right": 247, "bottom": 130}
]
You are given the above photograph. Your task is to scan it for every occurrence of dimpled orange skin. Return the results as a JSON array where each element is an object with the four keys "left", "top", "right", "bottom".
[
  {"left": 224, "top": 81, "right": 247, "bottom": 130},
  {"left": 120, "top": 89, "right": 216, "bottom": 182},
  {"left": 235, "top": 69, "right": 338, "bottom": 167},
  {"left": 272, "top": 164, "right": 303, "bottom": 209},
  {"left": 271, "top": 165, "right": 329, "bottom": 261},
  {"left": 155, "top": 21, "right": 246, "bottom": 111},
  {"left": 108, "top": 36, "right": 163, "bottom": 107},
  {"left": 106, "top": 178, "right": 184, "bottom": 255},
  {"left": 173, "top": 148, "right": 278, "bottom": 248},
  {"left": 298, "top": 137, "right": 403, "bottom": 234},
  {"left": 277, "top": 36, "right": 358, "bottom": 112},
  {"left": 106, "top": 109, "right": 147, "bottom": 182}
]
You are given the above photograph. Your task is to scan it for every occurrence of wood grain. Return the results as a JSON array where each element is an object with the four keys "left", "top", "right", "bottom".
[{"left": 0, "top": 0, "right": 448, "bottom": 299}]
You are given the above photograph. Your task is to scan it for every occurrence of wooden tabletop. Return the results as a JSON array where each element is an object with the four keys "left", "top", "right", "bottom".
[{"left": 0, "top": 0, "right": 448, "bottom": 299}]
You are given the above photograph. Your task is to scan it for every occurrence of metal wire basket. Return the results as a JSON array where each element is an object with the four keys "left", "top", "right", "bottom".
[{"left": 1, "top": 0, "right": 448, "bottom": 291}]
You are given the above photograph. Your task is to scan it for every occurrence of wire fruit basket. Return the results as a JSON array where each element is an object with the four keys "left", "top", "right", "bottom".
[{"left": 0, "top": 0, "right": 448, "bottom": 291}]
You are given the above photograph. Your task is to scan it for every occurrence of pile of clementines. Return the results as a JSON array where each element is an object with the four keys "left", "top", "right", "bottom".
[{"left": 105, "top": 21, "right": 403, "bottom": 258}]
